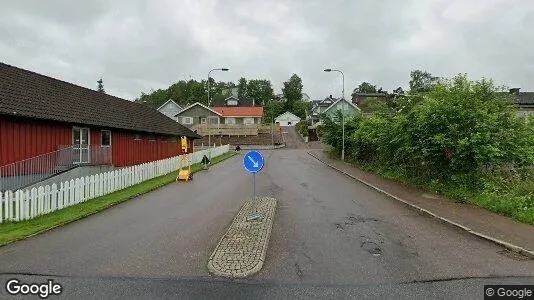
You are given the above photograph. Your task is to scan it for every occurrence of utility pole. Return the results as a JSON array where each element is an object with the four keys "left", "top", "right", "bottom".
[{"left": 271, "top": 116, "right": 274, "bottom": 149}]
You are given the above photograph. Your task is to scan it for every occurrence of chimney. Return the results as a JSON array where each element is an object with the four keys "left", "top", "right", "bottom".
[{"left": 509, "top": 88, "right": 520, "bottom": 95}]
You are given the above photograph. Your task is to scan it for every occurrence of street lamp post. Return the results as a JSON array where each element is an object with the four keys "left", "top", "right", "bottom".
[
  {"left": 271, "top": 116, "right": 274, "bottom": 149},
  {"left": 324, "top": 68, "right": 345, "bottom": 161},
  {"left": 207, "top": 68, "right": 229, "bottom": 157}
]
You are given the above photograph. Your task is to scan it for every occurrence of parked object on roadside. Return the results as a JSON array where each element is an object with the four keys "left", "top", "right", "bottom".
[
  {"left": 235, "top": 145, "right": 241, "bottom": 152},
  {"left": 201, "top": 155, "right": 211, "bottom": 169}
]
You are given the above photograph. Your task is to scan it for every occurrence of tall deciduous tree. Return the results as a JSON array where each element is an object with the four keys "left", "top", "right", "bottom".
[
  {"left": 292, "top": 100, "right": 312, "bottom": 120},
  {"left": 263, "top": 100, "right": 285, "bottom": 123},
  {"left": 247, "top": 79, "right": 274, "bottom": 106},
  {"left": 353, "top": 82, "right": 377, "bottom": 94},
  {"left": 237, "top": 77, "right": 248, "bottom": 100},
  {"left": 282, "top": 74, "right": 303, "bottom": 111},
  {"left": 409, "top": 70, "right": 439, "bottom": 93}
]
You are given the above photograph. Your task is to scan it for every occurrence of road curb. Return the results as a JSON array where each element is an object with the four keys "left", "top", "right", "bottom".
[
  {"left": 208, "top": 197, "right": 277, "bottom": 278},
  {"left": 308, "top": 151, "right": 534, "bottom": 259}
]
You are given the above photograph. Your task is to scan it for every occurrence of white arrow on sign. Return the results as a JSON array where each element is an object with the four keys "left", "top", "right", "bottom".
[{"left": 247, "top": 156, "right": 259, "bottom": 168}]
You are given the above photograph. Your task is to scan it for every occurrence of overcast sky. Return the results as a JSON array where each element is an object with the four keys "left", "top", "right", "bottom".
[{"left": 1, "top": 0, "right": 533, "bottom": 101}]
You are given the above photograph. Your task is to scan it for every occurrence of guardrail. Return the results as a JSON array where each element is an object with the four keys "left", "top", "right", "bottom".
[
  {"left": 193, "top": 124, "right": 258, "bottom": 136},
  {"left": 193, "top": 124, "right": 282, "bottom": 136},
  {"left": 0, "top": 145, "right": 112, "bottom": 192}
]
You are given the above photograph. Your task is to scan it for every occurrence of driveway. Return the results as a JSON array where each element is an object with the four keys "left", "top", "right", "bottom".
[{"left": 282, "top": 126, "right": 307, "bottom": 149}]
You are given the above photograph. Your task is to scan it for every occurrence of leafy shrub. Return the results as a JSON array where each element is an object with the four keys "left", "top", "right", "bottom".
[
  {"left": 323, "top": 74, "right": 534, "bottom": 180},
  {"left": 296, "top": 121, "right": 308, "bottom": 137},
  {"left": 320, "top": 74, "right": 534, "bottom": 223}
]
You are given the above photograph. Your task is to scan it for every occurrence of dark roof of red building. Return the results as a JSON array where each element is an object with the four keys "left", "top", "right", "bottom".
[{"left": 0, "top": 62, "right": 200, "bottom": 138}]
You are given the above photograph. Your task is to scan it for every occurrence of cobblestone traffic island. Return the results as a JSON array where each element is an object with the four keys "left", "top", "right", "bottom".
[{"left": 207, "top": 197, "right": 277, "bottom": 278}]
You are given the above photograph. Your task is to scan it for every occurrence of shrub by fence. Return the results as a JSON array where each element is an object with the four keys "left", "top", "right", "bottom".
[{"left": 0, "top": 145, "right": 230, "bottom": 223}]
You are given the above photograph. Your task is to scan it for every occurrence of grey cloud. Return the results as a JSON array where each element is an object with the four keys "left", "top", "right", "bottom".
[{"left": 1, "top": 0, "right": 533, "bottom": 100}]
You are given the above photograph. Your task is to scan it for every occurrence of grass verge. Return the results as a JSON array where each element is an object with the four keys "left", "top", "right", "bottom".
[
  {"left": 0, "top": 151, "right": 236, "bottom": 246},
  {"left": 333, "top": 154, "right": 534, "bottom": 225}
]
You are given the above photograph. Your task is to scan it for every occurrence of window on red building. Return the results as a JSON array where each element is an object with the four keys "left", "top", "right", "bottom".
[{"left": 101, "top": 130, "right": 111, "bottom": 147}]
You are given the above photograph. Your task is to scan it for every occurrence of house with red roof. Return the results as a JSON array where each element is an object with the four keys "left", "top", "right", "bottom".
[
  {"left": 174, "top": 101, "right": 263, "bottom": 127},
  {"left": 212, "top": 106, "right": 263, "bottom": 125}
]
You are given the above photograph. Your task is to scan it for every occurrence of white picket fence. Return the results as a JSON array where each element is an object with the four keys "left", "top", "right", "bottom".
[{"left": 0, "top": 145, "right": 230, "bottom": 223}]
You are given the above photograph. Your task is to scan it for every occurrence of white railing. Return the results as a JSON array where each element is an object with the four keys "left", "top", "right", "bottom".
[{"left": 0, "top": 145, "right": 230, "bottom": 223}]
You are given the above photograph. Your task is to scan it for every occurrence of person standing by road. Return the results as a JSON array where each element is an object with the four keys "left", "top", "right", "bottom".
[{"left": 201, "top": 154, "right": 210, "bottom": 169}]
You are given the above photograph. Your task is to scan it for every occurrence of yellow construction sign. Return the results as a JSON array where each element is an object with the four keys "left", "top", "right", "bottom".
[
  {"left": 181, "top": 136, "right": 188, "bottom": 152},
  {"left": 177, "top": 136, "right": 192, "bottom": 182}
]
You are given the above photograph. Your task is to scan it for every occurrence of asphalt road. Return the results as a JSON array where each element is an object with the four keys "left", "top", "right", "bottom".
[
  {"left": 282, "top": 126, "right": 308, "bottom": 149},
  {"left": 0, "top": 149, "right": 533, "bottom": 299}
]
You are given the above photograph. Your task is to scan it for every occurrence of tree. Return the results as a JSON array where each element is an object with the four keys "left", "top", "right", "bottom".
[
  {"left": 137, "top": 88, "right": 168, "bottom": 106},
  {"left": 409, "top": 70, "right": 439, "bottom": 93},
  {"left": 282, "top": 74, "right": 303, "bottom": 111},
  {"left": 353, "top": 82, "right": 377, "bottom": 94},
  {"left": 246, "top": 79, "right": 274, "bottom": 106},
  {"left": 322, "top": 73, "right": 534, "bottom": 179},
  {"left": 292, "top": 100, "right": 312, "bottom": 120},
  {"left": 187, "top": 79, "right": 208, "bottom": 105},
  {"left": 263, "top": 100, "right": 285, "bottom": 123},
  {"left": 393, "top": 87, "right": 404, "bottom": 95},
  {"left": 357, "top": 97, "right": 390, "bottom": 114},
  {"left": 237, "top": 77, "right": 248, "bottom": 99},
  {"left": 97, "top": 78, "right": 105, "bottom": 93}
]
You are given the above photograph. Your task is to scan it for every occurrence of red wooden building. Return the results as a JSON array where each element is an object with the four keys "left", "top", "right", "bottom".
[{"left": 0, "top": 62, "right": 200, "bottom": 188}]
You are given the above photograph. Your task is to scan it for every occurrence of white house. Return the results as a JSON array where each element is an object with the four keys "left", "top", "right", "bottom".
[
  {"left": 157, "top": 99, "right": 183, "bottom": 121},
  {"left": 275, "top": 111, "right": 301, "bottom": 126}
]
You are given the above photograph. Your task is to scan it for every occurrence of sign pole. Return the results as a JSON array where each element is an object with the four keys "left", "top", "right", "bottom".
[
  {"left": 243, "top": 150, "right": 263, "bottom": 221},
  {"left": 253, "top": 172, "right": 256, "bottom": 213},
  {"left": 248, "top": 172, "right": 259, "bottom": 220}
]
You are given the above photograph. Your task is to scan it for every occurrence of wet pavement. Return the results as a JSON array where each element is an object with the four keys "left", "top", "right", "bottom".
[{"left": 0, "top": 149, "right": 532, "bottom": 298}]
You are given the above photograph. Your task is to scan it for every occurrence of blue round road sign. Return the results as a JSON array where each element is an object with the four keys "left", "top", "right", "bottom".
[{"left": 243, "top": 150, "right": 264, "bottom": 174}]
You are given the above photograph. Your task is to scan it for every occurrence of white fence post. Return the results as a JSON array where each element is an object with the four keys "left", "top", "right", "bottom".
[
  {"left": 51, "top": 184, "right": 58, "bottom": 213},
  {"left": 44, "top": 185, "right": 51, "bottom": 214},
  {"left": 69, "top": 179, "right": 75, "bottom": 207},
  {"left": 84, "top": 176, "right": 90, "bottom": 202},
  {"left": 37, "top": 186, "right": 44, "bottom": 217},
  {"left": 0, "top": 192, "right": 3, "bottom": 224},
  {"left": 24, "top": 189, "right": 30, "bottom": 220},
  {"left": 78, "top": 178, "right": 85, "bottom": 204},
  {"left": 14, "top": 190, "right": 21, "bottom": 222},
  {"left": 0, "top": 145, "right": 232, "bottom": 223},
  {"left": 6, "top": 191, "right": 12, "bottom": 221},
  {"left": 30, "top": 188, "right": 36, "bottom": 219}
]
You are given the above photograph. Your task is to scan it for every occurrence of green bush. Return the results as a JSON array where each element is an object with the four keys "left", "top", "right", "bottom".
[
  {"left": 325, "top": 74, "right": 534, "bottom": 179},
  {"left": 404, "top": 76, "right": 534, "bottom": 177},
  {"left": 320, "top": 74, "right": 534, "bottom": 223},
  {"left": 296, "top": 121, "right": 308, "bottom": 137}
]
